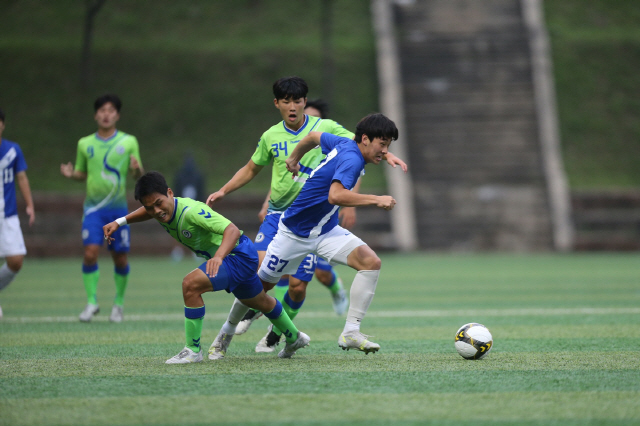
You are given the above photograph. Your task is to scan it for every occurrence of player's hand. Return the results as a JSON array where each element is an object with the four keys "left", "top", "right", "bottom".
[
  {"left": 258, "top": 205, "right": 268, "bottom": 223},
  {"left": 60, "top": 162, "right": 74, "bottom": 178},
  {"left": 376, "top": 195, "right": 396, "bottom": 211},
  {"left": 285, "top": 158, "right": 301, "bottom": 177},
  {"left": 339, "top": 206, "right": 357, "bottom": 229},
  {"left": 206, "top": 256, "right": 223, "bottom": 278},
  {"left": 129, "top": 155, "right": 141, "bottom": 171},
  {"left": 206, "top": 191, "right": 225, "bottom": 207},
  {"left": 103, "top": 222, "right": 119, "bottom": 245},
  {"left": 385, "top": 152, "right": 408, "bottom": 173},
  {"left": 25, "top": 205, "right": 35, "bottom": 227}
]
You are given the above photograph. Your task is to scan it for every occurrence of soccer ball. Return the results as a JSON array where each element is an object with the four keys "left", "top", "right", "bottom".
[{"left": 454, "top": 323, "right": 493, "bottom": 360}]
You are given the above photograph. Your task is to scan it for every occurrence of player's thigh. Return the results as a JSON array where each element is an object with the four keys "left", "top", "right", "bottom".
[
  {"left": 0, "top": 216, "right": 26, "bottom": 258},
  {"left": 184, "top": 268, "right": 215, "bottom": 296},
  {"left": 258, "top": 229, "right": 312, "bottom": 284},
  {"left": 316, "top": 225, "right": 366, "bottom": 267}
]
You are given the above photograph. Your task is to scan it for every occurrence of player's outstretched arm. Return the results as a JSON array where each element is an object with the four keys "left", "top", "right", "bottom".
[
  {"left": 328, "top": 182, "right": 396, "bottom": 211},
  {"left": 206, "top": 160, "right": 264, "bottom": 207},
  {"left": 16, "top": 171, "right": 35, "bottom": 226},
  {"left": 286, "top": 131, "right": 323, "bottom": 177},
  {"left": 60, "top": 162, "right": 87, "bottom": 181},
  {"left": 103, "top": 206, "right": 152, "bottom": 244},
  {"left": 384, "top": 152, "right": 408, "bottom": 173},
  {"left": 206, "top": 223, "right": 241, "bottom": 278}
]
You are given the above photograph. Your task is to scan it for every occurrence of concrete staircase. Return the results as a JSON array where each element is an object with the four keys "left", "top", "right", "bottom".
[{"left": 394, "top": 0, "right": 553, "bottom": 250}]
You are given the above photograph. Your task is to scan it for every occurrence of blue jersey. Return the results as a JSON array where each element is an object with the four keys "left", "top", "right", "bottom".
[
  {"left": 282, "top": 133, "right": 365, "bottom": 238},
  {"left": 0, "top": 139, "right": 28, "bottom": 219}
]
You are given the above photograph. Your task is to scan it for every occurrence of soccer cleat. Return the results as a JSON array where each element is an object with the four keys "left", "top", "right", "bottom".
[
  {"left": 109, "top": 305, "right": 123, "bottom": 323},
  {"left": 255, "top": 324, "right": 282, "bottom": 353},
  {"left": 277, "top": 331, "right": 311, "bottom": 359},
  {"left": 235, "top": 310, "right": 264, "bottom": 335},
  {"left": 79, "top": 303, "right": 100, "bottom": 322},
  {"left": 165, "top": 347, "right": 203, "bottom": 364},
  {"left": 208, "top": 330, "right": 233, "bottom": 360},
  {"left": 338, "top": 331, "right": 380, "bottom": 354},
  {"left": 331, "top": 286, "right": 349, "bottom": 316}
]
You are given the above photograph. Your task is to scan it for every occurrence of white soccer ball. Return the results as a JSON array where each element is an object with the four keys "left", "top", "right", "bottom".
[{"left": 454, "top": 322, "right": 493, "bottom": 360}]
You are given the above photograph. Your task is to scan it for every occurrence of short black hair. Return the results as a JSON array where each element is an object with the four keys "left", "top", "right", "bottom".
[
  {"left": 94, "top": 94, "right": 122, "bottom": 112},
  {"left": 0, "top": 108, "right": 4, "bottom": 123},
  {"left": 354, "top": 113, "right": 399, "bottom": 144},
  {"left": 135, "top": 171, "right": 169, "bottom": 201},
  {"left": 273, "top": 76, "right": 308, "bottom": 101},
  {"left": 305, "top": 99, "right": 329, "bottom": 119}
]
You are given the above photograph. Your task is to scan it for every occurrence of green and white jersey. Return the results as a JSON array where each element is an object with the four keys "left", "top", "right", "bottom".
[
  {"left": 160, "top": 197, "right": 241, "bottom": 260},
  {"left": 251, "top": 115, "right": 354, "bottom": 212},
  {"left": 74, "top": 130, "right": 143, "bottom": 214}
]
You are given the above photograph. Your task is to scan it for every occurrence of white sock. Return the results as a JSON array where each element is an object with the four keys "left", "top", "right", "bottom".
[
  {"left": 227, "top": 298, "right": 250, "bottom": 325},
  {"left": 0, "top": 263, "right": 17, "bottom": 291},
  {"left": 221, "top": 320, "right": 236, "bottom": 335},
  {"left": 344, "top": 270, "right": 379, "bottom": 331},
  {"left": 343, "top": 321, "right": 360, "bottom": 333}
]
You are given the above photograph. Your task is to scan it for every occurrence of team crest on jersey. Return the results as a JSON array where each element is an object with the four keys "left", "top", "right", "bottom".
[
  {"left": 116, "top": 145, "right": 125, "bottom": 155},
  {"left": 182, "top": 230, "right": 192, "bottom": 239},
  {"left": 255, "top": 232, "right": 265, "bottom": 243}
]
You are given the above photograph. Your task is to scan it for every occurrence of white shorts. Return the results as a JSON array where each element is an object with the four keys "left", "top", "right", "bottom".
[
  {"left": 0, "top": 215, "right": 26, "bottom": 257},
  {"left": 258, "top": 221, "right": 365, "bottom": 283}
]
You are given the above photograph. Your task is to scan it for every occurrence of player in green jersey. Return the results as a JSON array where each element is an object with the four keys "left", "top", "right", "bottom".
[
  {"left": 102, "top": 171, "right": 310, "bottom": 363},
  {"left": 61, "top": 94, "right": 144, "bottom": 323},
  {"left": 206, "top": 76, "right": 407, "bottom": 357}
]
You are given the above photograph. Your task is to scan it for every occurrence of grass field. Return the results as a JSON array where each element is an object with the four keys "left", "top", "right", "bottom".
[{"left": 1, "top": 253, "right": 639, "bottom": 425}]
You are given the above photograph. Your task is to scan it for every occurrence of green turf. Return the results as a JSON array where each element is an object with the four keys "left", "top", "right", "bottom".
[{"left": 0, "top": 253, "right": 639, "bottom": 425}]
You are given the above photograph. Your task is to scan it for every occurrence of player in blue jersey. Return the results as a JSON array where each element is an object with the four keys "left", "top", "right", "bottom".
[
  {"left": 103, "top": 171, "right": 309, "bottom": 362},
  {"left": 61, "top": 94, "right": 144, "bottom": 323},
  {"left": 0, "top": 108, "right": 35, "bottom": 319},
  {"left": 205, "top": 77, "right": 406, "bottom": 358},
  {"left": 260, "top": 112, "right": 400, "bottom": 354}
]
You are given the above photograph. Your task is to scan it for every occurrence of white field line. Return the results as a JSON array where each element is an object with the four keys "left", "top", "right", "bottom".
[{"left": 3, "top": 307, "right": 640, "bottom": 324}]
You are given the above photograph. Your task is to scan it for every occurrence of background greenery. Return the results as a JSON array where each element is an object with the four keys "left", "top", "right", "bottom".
[
  {"left": 1, "top": 253, "right": 639, "bottom": 425},
  {"left": 0, "top": 0, "right": 380, "bottom": 193},
  {"left": 0, "top": 0, "right": 638, "bottom": 193},
  {"left": 544, "top": 0, "right": 640, "bottom": 189}
]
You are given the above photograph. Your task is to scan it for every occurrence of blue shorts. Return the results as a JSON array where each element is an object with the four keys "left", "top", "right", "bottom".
[
  {"left": 198, "top": 234, "right": 263, "bottom": 300},
  {"left": 316, "top": 257, "right": 332, "bottom": 271},
  {"left": 255, "top": 213, "right": 317, "bottom": 282},
  {"left": 82, "top": 207, "right": 130, "bottom": 252}
]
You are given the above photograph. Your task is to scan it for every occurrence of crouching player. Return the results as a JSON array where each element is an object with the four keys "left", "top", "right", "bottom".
[{"left": 103, "top": 171, "right": 310, "bottom": 363}]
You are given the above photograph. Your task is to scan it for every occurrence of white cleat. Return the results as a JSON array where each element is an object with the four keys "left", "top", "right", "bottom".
[
  {"left": 109, "top": 305, "right": 123, "bottom": 323},
  {"left": 331, "top": 286, "right": 349, "bottom": 316},
  {"left": 208, "top": 330, "right": 233, "bottom": 360},
  {"left": 338, "top": 331, "right": 380, "bottom": 354},
  {"left": 255, "top": 324, "right": 281, "bottom": 353},
  {"left": 79, "top": 304, "right": 100, "bottom": 322},
  {"left": 235, "top": 310, "right": 264, "bottom": 335},
  {"left": 277, "top": 331, "right": 311, "bottom": 359},
  {"left": 165, "top": 347, "right": 203, "bottom": 364}
]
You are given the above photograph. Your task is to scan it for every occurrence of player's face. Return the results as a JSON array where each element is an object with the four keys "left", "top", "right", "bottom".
[
  {"left": 304, "top": 106, "right": 322, "bottom": 118},
  {"left": 94, "top": 102, "right": 120, "bottom": 131},
  {"left": 274, "top": 97, "right": 306, "bottom": 130},
  {"left": 140, "top": 189, "right": 175, "bottom": 223},
  {"left": 360, "top": 135, "right": 392, "bottom": 165}
]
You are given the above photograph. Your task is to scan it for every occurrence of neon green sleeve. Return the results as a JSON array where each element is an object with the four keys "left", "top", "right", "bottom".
[{"left": 250, "top": 135, "right": 273, "bottom": 166}]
